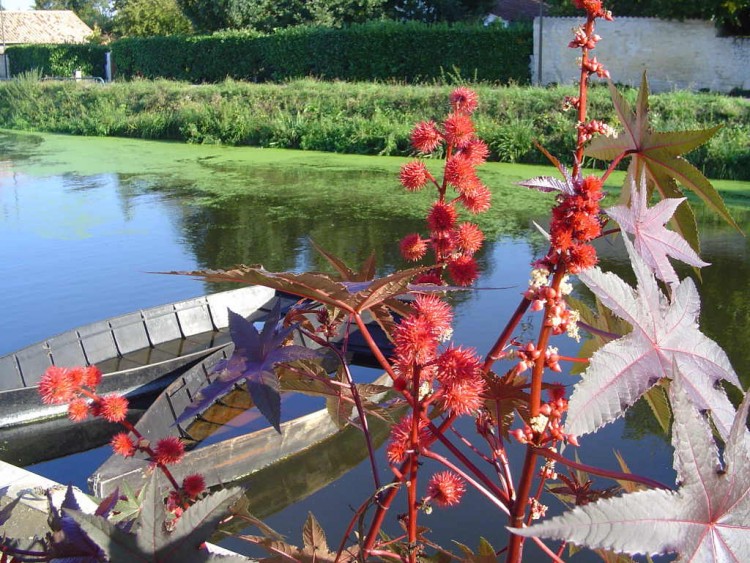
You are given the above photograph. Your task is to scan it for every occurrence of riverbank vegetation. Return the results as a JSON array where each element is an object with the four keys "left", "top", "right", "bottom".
[{"left": 0, "top": 77, "right": 748, "bottom": 181}]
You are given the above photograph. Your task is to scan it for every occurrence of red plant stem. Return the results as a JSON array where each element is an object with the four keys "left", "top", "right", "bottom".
[
  {"left": 80, "top": 389, "right": 182, "bottom": 491},
  {"left": 577, "top": 320, "right": 621, "bottom": 341},
  {"left": 573, "top": 15, "right": 596, "bottom": 178},
  {"left": 483, "top": 296, "right": 532, "bottom": 370},
  {"left": 353, "top": 314, "right": 398, "bottom": 382},
  {"left": 341, "top": 354, "right": 381, "bottom": 491},
  {"left": 507, "top": 266, "right": 565, "bottom": 562},
  {"left": 407, "top": 363, "right": 422, "bottom": 563},
  {"left": 558, "top": 355, "right": 589, "bottom": 364},
  {"left": 359, "top": 464, "right": 408, "bottom": 558},
  {"left": 368, "top": 549, "right": 406, "bottom": 561},
  {"left": 422, "top": 449, "right": 510, "bottom": 515},
  {"left": 449, "top": 426, "right": 494, "bottom": 466},
  {"left": 495, "top": 402, "right": 516, "bottom": 501},
  {"left": 530, "top": 267, "right": 565, "bottom": 418},
  {"left": 506, "top": 446, "right": 538, "bottom": 562},
  {"left": 600, "top": 150, "right": 628, "bottom": 183},
  {"left": 424, "top": 419, "right": 511, "bottom": 510},
  {"left": 357, "top": 415, "right": 457, "bottom": 558},
  {"left": 531, "top": 446, "right": 672, "bottom": 490}
]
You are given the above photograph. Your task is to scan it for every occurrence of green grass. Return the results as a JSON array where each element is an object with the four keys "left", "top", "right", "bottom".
[{"left": 0, "top": 78, "right": 748, "bottom": 181}]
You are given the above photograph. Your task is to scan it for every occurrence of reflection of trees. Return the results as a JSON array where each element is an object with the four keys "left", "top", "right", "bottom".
[{"left": 177, "top": 192, "right": 421, "bottom": 273}]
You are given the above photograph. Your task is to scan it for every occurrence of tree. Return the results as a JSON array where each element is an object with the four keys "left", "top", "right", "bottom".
[
  {"left": 175, "top": 0, "right": 494, "bottom": 33},
  {"left": 111, "top": 0, "right": 193, "bottom": 36},
  {"left": 34, "top": 0, "right": 112, "bottom": 29},
  {"left": 386, "top": 0, "right": 496, "bottom": 23}
]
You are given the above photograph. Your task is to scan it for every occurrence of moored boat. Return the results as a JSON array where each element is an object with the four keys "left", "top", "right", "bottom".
[
  {"left": 0, "top": 285, "right": 291, "bottom": 430},
  {"left": 89, "top": 344, "right": 394, "bottom": 497}
]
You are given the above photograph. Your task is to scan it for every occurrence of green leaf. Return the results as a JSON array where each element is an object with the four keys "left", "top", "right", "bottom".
[
  {"left": 585, "top": 73, "right": 741, "bottom": 253},
  {"left": 642, "top": 381, "right": 672, "bottom": 435}
]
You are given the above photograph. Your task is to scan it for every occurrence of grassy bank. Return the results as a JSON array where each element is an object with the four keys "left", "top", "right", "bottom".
[{"left": 0, "top": 78, "right": 748, "bottom": 181}]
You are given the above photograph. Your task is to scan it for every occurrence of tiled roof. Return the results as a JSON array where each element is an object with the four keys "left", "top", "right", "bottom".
[
  {"left": 0, "top": 10, "right": 93, "bottom": 44},
  {"left": 492, "top": 0, "right": 546, "bottom": 21}
]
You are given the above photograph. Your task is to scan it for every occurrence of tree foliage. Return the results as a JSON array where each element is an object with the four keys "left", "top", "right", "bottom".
[
  {"left": 34, "top": 0, "right": 112, "bottom": 29},
  {"left": 111, "top": 0, "right": 193, "bottom": 36},
  {"left": 175, "top": 0, "right": 495, "bottom": 33},
  {"left": 386, "top": 0, "right": 496, "bottom": 22}
]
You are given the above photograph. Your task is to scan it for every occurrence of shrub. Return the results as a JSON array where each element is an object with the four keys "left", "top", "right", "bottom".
[{"left": 109, "top": 21, "right": 532, "bottom": 84}]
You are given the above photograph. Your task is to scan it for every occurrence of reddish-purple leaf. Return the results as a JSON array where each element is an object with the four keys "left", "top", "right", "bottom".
[
  {"left": 567, "top": 236, "right": 740, "bottom": 439},
  {"left": 176, "top": 302, "right": 321, "bottom": 432},
  {"left": 511, "top": 385, "right": 750, "bottom": 561},
  {"left": 606, "top": 172, "right": 709, "bottom": 285}
]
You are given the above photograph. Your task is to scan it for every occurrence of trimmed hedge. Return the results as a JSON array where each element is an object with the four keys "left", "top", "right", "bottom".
[
  {"left": 110, "top": 21, "right": 532, "bottom": 84},
  {"left": 6, "top": 44, "right": 108, "bottom": 78}
]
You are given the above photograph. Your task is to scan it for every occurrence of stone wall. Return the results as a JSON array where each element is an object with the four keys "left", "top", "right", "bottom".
[{"left": 532, "top": 17, "right": 750, "bottom": 93}]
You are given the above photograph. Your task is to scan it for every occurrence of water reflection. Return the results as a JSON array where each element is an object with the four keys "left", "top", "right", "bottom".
[{"left": 1, "top": 131, "right": 747, "bottom": 559}]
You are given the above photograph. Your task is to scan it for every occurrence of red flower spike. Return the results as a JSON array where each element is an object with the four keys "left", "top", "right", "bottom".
[
  {"left": 411, "top": 120, "right": 443, "bottom": 154},
  {"left": 427, "top": 201, "right": 458, "bottom": 232},
  {"left": 443, "top": 113, "right": 474, "bottom": 149},
  {"left": 400, "top": 160, "right": 431, "bottom": 191},
  {"left": 111, "top": 432, "right": 136, "bottom": 457},
  {"left": 400, "top": 233, "right": 428, "bottom": 261},
  {"left": 461, "top": 139, "right": 489, "bottom": 166},
  {"left": 393, "top": 315, "right": 440, "bottom": 365},
  {"left": 84, "top": 365, "right": 103, "bottom": 388},
  {"left": 449, "top": 87, "right": 478, "bottom": 115},
  {"left": 182, "top": 474, "right": 206, "bottom": 499},
  {"left": 444, "top": 155, "right": 477, "bottom": 190},
  {"left": 99, "top": 394, "right": 129, "bottom": 423},
  {"left": 448, "top": 255, "right": 479, "bottom": 286},
  {"left": 413, "top": 294, "right": 453, "bottom": 334},
  {"left": 386, "top": 414, "right": 429, "bottom": 464},
  {"left": 67, "top": 398, "right": 90, "bottom": 422},
  {"left": 458, "top": 183, "right": 492, "bottom": 214},
  {"left": 67, "top": 367, "right": 86, "bottom": 388},
  {"left": 154, "top": 436, "right": 185, "bottom": 465},
  {"left": 437, "top": 346, "right": 481, "bottom": 384},
  {"left": 431, "top": 231, "right": 455, "bottom": 256},
  {"left": 413, "top": 271, "right": 443, "bottom": 286},
  {"left": 38, "top": 366, "right": 77, "bottom": 405},
  {"left": 427, "top": 471, "right": 466, "bottom": 507},
  {"left": 441, "top": 377, "right": 485, "bottom": 416},
  {"left": 567, "top": 243, "right": 598, "bottom": 273},
  {"left": 453, "top": 222, "right": 484, "bottom": 255}
]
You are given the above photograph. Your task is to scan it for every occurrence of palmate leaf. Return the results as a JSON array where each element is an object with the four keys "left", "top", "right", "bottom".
[
  {"left": 606, "top": 171, "right": 709, "bottom": 286},
  {"left": 585, "top": 73, "right": 740, "bottom": 252},
  {"left": 176, "top": 302, "right": 321, "bottom": 433},
  {"left": 67, "top": 472, "right": 249, "bottom": 562},
  {"left": 567, "top": 236, "right": 741, "bottom": 439},
  {"left": 511, "top": 384, "right": 750, "bottom": 561},
  {"left": 166, "top": 264, "right": 425, "bottom": 316}
]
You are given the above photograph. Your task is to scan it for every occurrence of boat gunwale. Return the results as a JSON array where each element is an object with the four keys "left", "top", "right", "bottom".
[{"left": 0, "top": 285, "right": 280, "bottom": 428}]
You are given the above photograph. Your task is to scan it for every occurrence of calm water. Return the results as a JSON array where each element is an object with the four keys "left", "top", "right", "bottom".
[{"left": 1, "top": 130, "right": 747, "bottom": 559}]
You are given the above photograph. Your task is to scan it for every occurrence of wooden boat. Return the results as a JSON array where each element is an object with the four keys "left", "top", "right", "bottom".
[
  {"left": 89, "top": 351, "right": 394, "bottom": 498},
  {"left": 0, "top": 285, "right": 393, "bottom": 471},
  {"left": 0, "top": 285, "right": 286, "bottom": 431}
]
